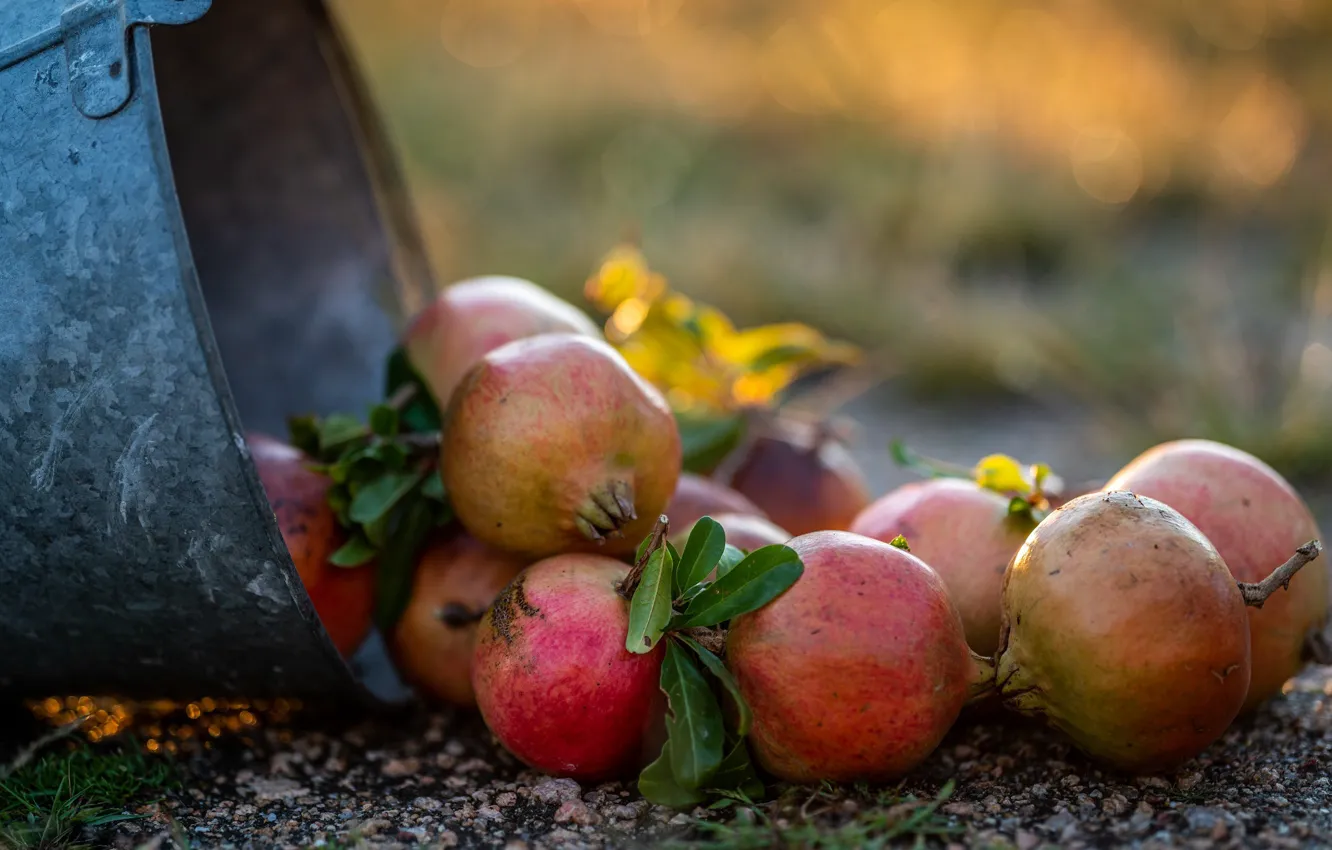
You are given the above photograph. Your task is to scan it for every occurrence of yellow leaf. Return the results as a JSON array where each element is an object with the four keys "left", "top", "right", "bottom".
[
  {"left": 584, "top": 244, "right": 667, "bottom": 312},
  {"left": 973, "top": 454, "right": 1033, "bottom": 496}
]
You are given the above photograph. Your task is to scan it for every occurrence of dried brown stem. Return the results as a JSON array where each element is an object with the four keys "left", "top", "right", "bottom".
[
  {"left": 387, "top": 382, "right": 418, "bottom": 411},
  {"left": 1238, "top": 540, "right": 1322, "bottom": 609},
  {"left": 618, "top": 515, "right": 669, "bottom": 599}
]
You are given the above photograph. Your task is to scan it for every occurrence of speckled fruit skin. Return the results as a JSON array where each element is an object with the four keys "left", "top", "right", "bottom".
[
  {"left": 724, "top": 421, "right": 871, "bottom": 537},
  {"left": 248, "top": 433, "right": 375, "bottom": 658},
  {"left": 471, "top": 555, "right": 664, "bottom": 781},
  {"left": 442, "top": 335, "right": 682, "bottom": 558},
  {"left": 996, "top": 491, "right": 1251, "bottom": 774},
  {"left": 404, "top": 275, "right": 600, "bottom": 409},
  {"left": 390, "top": 533, "right": 529, "bottom": 707},
  {"left": 726, "top": 531, "right": 977, "bottom": 783},
  {"left": 1105, "top": 439, "right": 1328, "bottom": 713},
  {"left": 670, "top": 513, "right": 791, "bottom": 555},
  {"left": 850, "top": 478, "right": 1034, "bottom": 657},
  {"left": 665, "top": 473, "right": 767, "bottom": 528}
]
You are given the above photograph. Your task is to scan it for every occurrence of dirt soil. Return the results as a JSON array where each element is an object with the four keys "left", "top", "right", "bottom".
[{"left": 104, "top": 665, "right": 1332, "bottom": 850}]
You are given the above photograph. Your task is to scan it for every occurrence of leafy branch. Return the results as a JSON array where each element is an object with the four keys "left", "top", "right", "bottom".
[
  {"left": 623, "top": 517, "right": 805, "bottom": 808},
  {"left": 285, "top": 345, "right": 453, "bottom": 631},
  {"left": 889, "top": 439, "right": 1065, "bottom": 524}
]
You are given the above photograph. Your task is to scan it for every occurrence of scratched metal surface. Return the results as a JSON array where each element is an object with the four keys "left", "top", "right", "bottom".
[{"left": 0, "top": 0, "right": 423, "bottom": 704}]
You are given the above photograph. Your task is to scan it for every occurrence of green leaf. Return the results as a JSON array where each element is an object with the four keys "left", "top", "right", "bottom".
[
  {"left": 626, "top": 548, "right": 674, "bottom": 654},
  {"left": 368, "top": 440, "right": 409, "bottom": 472},
  {"left": 349, "top": 470, "right": 427, "bottom": 524},
  {"left": 889, "top": 534, "right": 911, "bottom": 551},
  {"left": 676, "top": 517, "right": 726, "bottom": 596},
  {"left": 677, "top": 635, "right": 752, "bottom": 736},
  {"left": 676, "top": 411, "right": 746, "bottom": 475},
  {"left": 362, "top": 513, "right": 390, "bottom": 547},
  {"left": 420, "top": 470, "right": 446, "bottom": 501},
  {"left": 715, "top": 544, "right": 745, "bottom": 579},
  {"left": 374, "top": 498, "right": 435, "bottom": 633},
  {"left": 638, "top": 743, "right": 705, "bottom": 808},
  {"left": 286, "top": 415, "right": 321, "bottom": 458},
  {"left": 369, "top": 404, "right": 400, "bottom": 438},
  {"left": 318, "top": 414, "right": 367, "bottom": 453},
  {"left": 706, "top": 740, "right": 764, "bottom": 800},
  {"left": 385, "top": 346, "right": 442, "bottom": 433},
  {"left": 329, "top": 534, "right": 377, "bottom": 567},
  {"left": 675, "top": 545, "right": 803, "bottom": 628},
  {"left": 661, "top": 640, "right": 725, "bottom": 790}
]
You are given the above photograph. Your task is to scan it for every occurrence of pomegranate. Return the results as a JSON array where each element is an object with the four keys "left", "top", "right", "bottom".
[
  {"left": 994, "top": 491, "right": 1253, "bottom": 773},
  {"left": 670, "top": 513, "right": 791, "bottom": 555},
  {"left": 471, "top": 554, "right": 664, "bottom": 780},
  {"left": 850, "top": 478, "right": 1033, "bottom": 657},
  {"left": 248, "top": 433, "right": 375, "bottom": 658},
  {"left": 722, "top": 419, "right": 871, "bottom": 537},
  {"left": 1104, "top": 439, "right": 1329, "bottom": 712},
  {"left": 665, "top": 472, "right": 766, "bottom": 528},
  {"left": 390, "top": 532, "right": 529, "bottom": 707},
  {"left": 404, "top": 275, "right": 600, "bottom": 408},
  {"left": 726, "top": 531, "right": 985, "bottom": 783},
  {"left": 442, "top": 334, "right": 682, "bottom": 558}
]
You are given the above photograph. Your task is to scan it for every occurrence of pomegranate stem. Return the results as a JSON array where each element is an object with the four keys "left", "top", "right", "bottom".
[
  {"left": 619, "top": 515, "right": 669, "bottom": 599},
  {"left": 1237, "top": 540, "right": 1322, "bottom": 609}
]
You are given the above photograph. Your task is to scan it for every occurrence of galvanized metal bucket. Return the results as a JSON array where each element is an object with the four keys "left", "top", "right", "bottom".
[{"left": 0, "top": 0, "right": 434, "bottom": 705}]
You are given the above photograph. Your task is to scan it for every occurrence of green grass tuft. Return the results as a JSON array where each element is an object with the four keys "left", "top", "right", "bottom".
[
  {"left": 0, "top": 736, "right": 178, "bottom": 850},
  {"left": 664, "top": 780, "right": 963, "bottom": 850}
]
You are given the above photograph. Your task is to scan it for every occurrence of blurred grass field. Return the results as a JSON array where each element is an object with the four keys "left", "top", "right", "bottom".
[{"left": 329, "top": 0, "right": 1332, "bottom": 482}]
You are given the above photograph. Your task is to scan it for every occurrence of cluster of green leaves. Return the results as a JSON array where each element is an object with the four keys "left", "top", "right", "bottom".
[
  {"left": 624, "top": 518, "right": 804, "bottom": 808},
  {"left": 0, "top": 739, "right": 178, "bottom": 850},
  {"left": 667, "top": 781, "right": 961, "bottom": 850},
  {"left": 286, "top": 347, "right": 453, "bottom": 631}
]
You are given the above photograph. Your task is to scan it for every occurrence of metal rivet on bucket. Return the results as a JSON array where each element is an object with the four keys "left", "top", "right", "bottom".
[{"left": 0, "top": 0, "right": 434, "bottom": 704}]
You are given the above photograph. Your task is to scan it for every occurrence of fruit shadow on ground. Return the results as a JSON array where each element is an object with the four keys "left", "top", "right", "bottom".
[{"left": 72, "top": 662, "right": 1331, "bottom": 850}]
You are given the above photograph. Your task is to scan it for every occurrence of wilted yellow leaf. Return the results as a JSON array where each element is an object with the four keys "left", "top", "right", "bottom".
[
  {"left": 584, "top": 244, "right": 668, "bottom": 312},
  {"left": 973, "top": 454, "right": 1033, "bottom": 496}
]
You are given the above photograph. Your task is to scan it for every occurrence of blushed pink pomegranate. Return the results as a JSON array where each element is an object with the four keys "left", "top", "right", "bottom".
[
  {"left": 471, "top": 555, "right": 664, "bottom": 781},
  {"left": 442, "top": 335, "right": 682, "bottom": 558},
  {"left": 726, "top": 531, "right": 985, "bottom": 783},
  {"left": 723, "top": 420, "right": 871, "bottom": 537},
  {"left": 665, "top": 473, "right": 766, "bottom": 528},
  {"left": 850, "top": 478, "right": 1033, "bottom": 657},
  {"left": 1105, "top": 439, "right": 1329, "bottom": 712},
  {"left": 670, "top": 513, "right": 791, "bottom": 554},
  {"left": 404, "top": 275, "right": 600, "bottom": 408}
]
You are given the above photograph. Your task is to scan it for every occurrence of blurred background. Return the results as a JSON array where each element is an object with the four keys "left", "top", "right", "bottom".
[{"left": 328, "top": 0, "right": 1332, "bottom": 497}]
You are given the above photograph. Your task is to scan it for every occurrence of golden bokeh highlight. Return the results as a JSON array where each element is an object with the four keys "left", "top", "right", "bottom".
[{"left": 27, "top": 695, "right": 304, "bottom": 753}]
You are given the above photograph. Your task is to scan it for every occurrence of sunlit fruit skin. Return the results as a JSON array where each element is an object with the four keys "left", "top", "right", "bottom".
[
  {"left": 670, "top": 513, "right": 791, "bottom": 555},
  {"left": 850, "top": 478, "right": 1033, "bottom": 657},
  {"left": 442, "top": 335, "right": 682, "bottom": 558},
  {"left": 248, "top": 433, "right": 375, "bottom": 658},
  {"left": 404, "top": 275, "right": 600, "bottom": 409},
  {"left": 471, "top": 555, "right": 664, "bottom": 781},
  {"left": 665, "top": 473, "right": 767, "bottom": 528},
  {"left": 1104, "top": 439, "right": 1328, "bottom": 713},
  {"left": 726, "top": 531, "right": 976, "bottom": 783},
  {"left": 995, "top": 491, "right": 1251, "bottom": 774},
  {"left": 390, "top": 532, "right": 529, "bottom": 707},
  {"left": 724, "top": 421, "right": 871, "bottom": 537}
]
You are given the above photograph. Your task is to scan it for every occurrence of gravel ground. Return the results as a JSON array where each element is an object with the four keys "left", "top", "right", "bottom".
[{"left": 99, "top": 663, "right": 1332, "bottom": 850}]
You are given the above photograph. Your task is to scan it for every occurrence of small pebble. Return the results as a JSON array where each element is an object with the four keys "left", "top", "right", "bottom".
[
  {"left": 533, "top": 778, "right": 584, "bottom": 805},
  {"left": 554, "top": 800, "right": 602, "bottom": 826}
]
